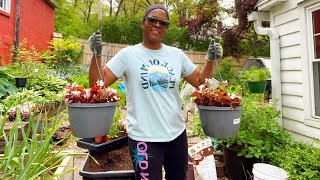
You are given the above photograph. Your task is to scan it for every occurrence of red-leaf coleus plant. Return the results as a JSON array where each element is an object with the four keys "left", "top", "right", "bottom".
[
  {"left": 64, "top": 80, "right": 120, "bottom": 104},
  {"left": 191, "top": 78, "right": 241, "bottom": 108}
]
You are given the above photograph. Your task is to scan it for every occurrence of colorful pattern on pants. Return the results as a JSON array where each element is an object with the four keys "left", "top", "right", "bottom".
[{"left": 131, "top": 141, "right": 153, "bottom": 179}]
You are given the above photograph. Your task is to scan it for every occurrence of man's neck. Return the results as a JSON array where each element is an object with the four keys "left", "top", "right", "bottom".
[{"left": 142, "top": 41, "right": 162, "bottom": 50}]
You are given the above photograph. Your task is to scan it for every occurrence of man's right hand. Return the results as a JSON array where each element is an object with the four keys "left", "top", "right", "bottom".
[{"left": 88, "top": 30, "right": 105, "bottom": 56}]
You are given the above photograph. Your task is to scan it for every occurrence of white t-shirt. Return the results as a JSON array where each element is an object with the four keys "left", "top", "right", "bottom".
[{"left": 106, "top": 43, "right": 196, "bottom": 142}]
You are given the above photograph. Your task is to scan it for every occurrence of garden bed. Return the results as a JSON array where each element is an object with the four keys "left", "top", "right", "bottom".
[{"left": 79, "top": 143, "right": 135, "bottom": 179}]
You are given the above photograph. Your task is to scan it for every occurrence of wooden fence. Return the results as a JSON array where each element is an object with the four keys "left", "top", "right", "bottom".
[
  {"left": 79, "top": 39, "right": 207, "bottom": 66},
  {"left": 78, "top": 39, "right": 247, "bottom": 71}
]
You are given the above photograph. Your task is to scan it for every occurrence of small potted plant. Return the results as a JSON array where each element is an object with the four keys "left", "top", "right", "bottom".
[
  {"left": 64, "top": 80, "right": 120, "bottom": 138},
  {"left": 191, "top": 78, "right": 242, "bottom": 138},
  {"left": 239, "top": 67, "right": 271, "bottom": 93}
]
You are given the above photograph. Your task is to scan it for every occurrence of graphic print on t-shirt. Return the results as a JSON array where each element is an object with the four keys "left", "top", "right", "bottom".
[{"left": 140, "top": 58, "right": 176, "bottom": 92}]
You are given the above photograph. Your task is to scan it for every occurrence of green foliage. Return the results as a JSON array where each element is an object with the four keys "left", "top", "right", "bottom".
[
  {"left": 240, "top": 27, "right": 270, "bottom": 57},
  {"left": 100, "top": 16, "right": 143, "bottom": 45},
  {"left": 110, "top": 81, "right": 126, "bottom": 107},
  {"left": 213, "top": 56, "right": 239, "bottom": 84},
  {"left": 0, "top": 67, "right": 16, "bottom": 98},
  {"left": 1, "top": 89, "right": 64, "bottom": 115},
  {"left": 190, "top": 112, "right": 207, "bottom": 139},
  {"left": 54, "top": 0, "right": 97, "bottom": 38},
  {"left": 266, "top": 141, "right": 320, "bottom": 179},
  {"left": 69, "top": 71, "right": 90, "bottom": 88},
  {"left": 27, "top": 74, "right": 67, "bottom": 94},
  {"left": 41, "top": 38, "right": 84, "bottom": 67},
  {"left": 10, "top": 39, "right": 42, "bottom": 78},
  {"left": 7, "top": 61, "right": 68, "bottom": 94},
  {"left": 221, "top": 95, "right": 292, "bottom": 161},
  {"left": 107, "top": 107, "right": 124, "bottom": 138},
  {"left": 239, "top": 67, "right": 271, "bottom": 82},
  {"left": 0, "top": 104, "right": 76, "bottom": 179}
]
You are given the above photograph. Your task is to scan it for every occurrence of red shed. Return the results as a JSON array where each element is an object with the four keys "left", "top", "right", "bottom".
[{"left": 0, "top": 0, "right": 58, "bottom": 65}]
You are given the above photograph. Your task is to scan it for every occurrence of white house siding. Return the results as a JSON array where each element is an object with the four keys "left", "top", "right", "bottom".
[{"left": 269, "top": 0, "right": 320, "bottom": 141}]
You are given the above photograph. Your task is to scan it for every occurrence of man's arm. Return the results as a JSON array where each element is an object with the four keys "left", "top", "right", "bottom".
[
  {"left": 89, "top": 55, "right": 118, "bottom": 87},
  {"left": 184, "top": 40, "right": 223, "bottom": 88},
  {"left": 88, "top": 31, "right": 118, "bottom": 87},
  {"left": 184, "top": 61, "right": 213, "bottom": 88}
]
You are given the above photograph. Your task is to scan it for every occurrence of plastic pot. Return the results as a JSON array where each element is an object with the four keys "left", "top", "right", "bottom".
[
  {"left": 247, "top": 81, "right": 267, "bottom": 93},
  {"left": 197, "top": 106, "right": 242, "bottom": 139},
  {"left": 67, "top": 102, "right": 118, "bottom": 138},
  {"left": 15, "top": 78, "right": 27, "bottom": 88},
  {"left": 222, "top": 143, "right": 256, "bottom": 180}
]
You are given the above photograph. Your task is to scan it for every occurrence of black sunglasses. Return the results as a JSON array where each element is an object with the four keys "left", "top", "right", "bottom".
[{"left": 145, "top": 16, "right": 170, "bottom": 27}]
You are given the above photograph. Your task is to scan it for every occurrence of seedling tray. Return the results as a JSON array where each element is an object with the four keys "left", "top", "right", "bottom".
[{"left": 77, "top": 135, "right": 128, "bottom": 152}]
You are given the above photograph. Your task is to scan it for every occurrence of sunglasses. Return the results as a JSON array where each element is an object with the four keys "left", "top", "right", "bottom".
[{"left": 145, "top": 16, "right": 170, "bottom": 27}]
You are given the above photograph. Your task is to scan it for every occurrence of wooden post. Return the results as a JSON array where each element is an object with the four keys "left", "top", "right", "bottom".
[
  {"left": 13, "top": 0, "right": 21, "bottom": 61},
  {"left": 98, "top": 0, "right": 102, "bottom": 20}
]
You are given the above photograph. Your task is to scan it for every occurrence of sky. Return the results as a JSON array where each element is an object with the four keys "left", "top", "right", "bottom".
[{"left": 219, "top": 0, "right": 237, "bottom": 26}]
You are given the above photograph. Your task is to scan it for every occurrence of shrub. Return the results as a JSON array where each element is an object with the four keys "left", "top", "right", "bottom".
[
  {"left": 266, "top": 141, "right": 320, "bottom": 179},
  {"left": 239, "top": 67, "right": 271, "bottom": 82},
  {"left": 213, "top": 56, "right": 239, "bottom": 85},
  {"left": 221, "top": 95, "right": 292, "bottom": 161},
  {"left": 42, "top": 38, "right": 84, "bottom": 67}
]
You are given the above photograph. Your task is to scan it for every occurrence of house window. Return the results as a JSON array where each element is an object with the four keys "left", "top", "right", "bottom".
[
  {"left": 0, "top": 0, "right": 10, "bottom": 13},
  {"left": 311, "top": 8, "right": 320, "bottom": 117}
]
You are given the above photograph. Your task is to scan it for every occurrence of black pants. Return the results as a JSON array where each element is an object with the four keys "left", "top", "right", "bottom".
[{"left": 128, "top": 130, "right": 188, "bottom": 180}]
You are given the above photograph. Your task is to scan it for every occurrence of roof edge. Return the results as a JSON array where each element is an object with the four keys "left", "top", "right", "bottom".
[
  {"left": 255, "top": 0, "right": 287, "bottom": 11},
  {"left": 46, "top": 0, "right": 59, "bottom": 8}
]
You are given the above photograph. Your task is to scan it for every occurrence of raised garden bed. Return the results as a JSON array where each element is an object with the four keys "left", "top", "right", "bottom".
[
  {"left": 80, "top": 145, "right": 135, "bottom": 180},
  {"left": 79, "top": 135, "right": 135, "bottom": 180}
]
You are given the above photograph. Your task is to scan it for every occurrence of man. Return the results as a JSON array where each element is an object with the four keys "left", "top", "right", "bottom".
[{"left": 88, "top": 4, "right": 222, "bottom": 180}]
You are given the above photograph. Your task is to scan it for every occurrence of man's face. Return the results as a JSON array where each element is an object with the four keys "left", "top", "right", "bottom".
[{"left": 142, "top": 9, "right": 169, "bottom": 44}]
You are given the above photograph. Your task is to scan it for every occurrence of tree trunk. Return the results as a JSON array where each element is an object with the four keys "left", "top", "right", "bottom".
[
  {"left": 109, "top": 0, "right": 113, "bottom": 16},
  {"left": 13, "top": 0, "right": 21, "bottom": 61},
  {"left": 115, "top": 0, "right": 124, "bottom": 17},
  {"left": 98, "top": 0, "right": 102, "bottom": 20}
]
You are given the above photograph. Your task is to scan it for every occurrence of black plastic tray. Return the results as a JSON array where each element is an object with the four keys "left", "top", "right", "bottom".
[
  {"left": 77, "top": 135, "right": 128, "bottom": 152},
  {"left": 79, "top": 134, "right": 135, "bottom": 180},
  {"left": 80, "top": 151, "right": 135, "bottom": 180}
]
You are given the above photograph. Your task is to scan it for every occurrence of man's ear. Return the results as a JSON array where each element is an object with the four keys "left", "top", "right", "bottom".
[{"left": 141, "top": 20, "right": 144, "bottom": 28}]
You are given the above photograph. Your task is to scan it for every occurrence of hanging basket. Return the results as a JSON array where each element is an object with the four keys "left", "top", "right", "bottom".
[
  {"left": 247, "top": 81, "right": 267, "bottom": 93},
  {"left": 67, "top": 102, "right": 118, "bottom": 138},
  {"left": 197, "top": 106, "right": 242, "bottom": 139}
]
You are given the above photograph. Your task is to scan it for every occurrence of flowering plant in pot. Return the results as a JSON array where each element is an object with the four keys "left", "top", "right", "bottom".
[
  {"left": 191, "top": 78, "right": 242, "bottom": 138},
  {"left": 64, "top": 80, "right": 120, "bottom": 138}
]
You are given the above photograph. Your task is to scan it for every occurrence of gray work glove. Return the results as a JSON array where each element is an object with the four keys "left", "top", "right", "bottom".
[
  {"left": 205, "top": 40, "right": 223, "bottom": 61},
  {"left": 88, "top": 30, "right": 105, "bottom": 56}
]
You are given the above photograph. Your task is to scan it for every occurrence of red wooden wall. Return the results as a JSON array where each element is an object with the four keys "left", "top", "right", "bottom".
[{"left": 0, "top": 0, "right": 55, "bottom": 65}]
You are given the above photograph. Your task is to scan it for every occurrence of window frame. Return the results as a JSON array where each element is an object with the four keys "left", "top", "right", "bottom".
[
  {"left": 0, "top": 0, "right": 10, "bottom": 13},
  {"left": 307, "top": 4, "right": 320, "bottom": 119}
]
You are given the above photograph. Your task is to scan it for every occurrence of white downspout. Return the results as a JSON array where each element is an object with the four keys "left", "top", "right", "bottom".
[{"left": 252, "top": 19, "right": 283, "bottom": 125}]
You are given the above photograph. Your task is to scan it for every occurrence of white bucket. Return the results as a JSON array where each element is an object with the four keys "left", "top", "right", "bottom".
[{"left": 252, "top": 163, "right": 289, "bottom": 180}]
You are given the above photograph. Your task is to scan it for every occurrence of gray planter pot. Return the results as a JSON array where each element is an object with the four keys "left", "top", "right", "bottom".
[
  {"left": 67, "top": 102, "right": 118, "bottom": 138},
  {"left": 197, "top": 106, "right": 242, "bottom": 139}
]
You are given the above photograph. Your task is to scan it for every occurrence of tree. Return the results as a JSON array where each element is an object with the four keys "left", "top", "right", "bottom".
[{"left": 178, "top": 0, "right": 226, "bottom": 40}]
